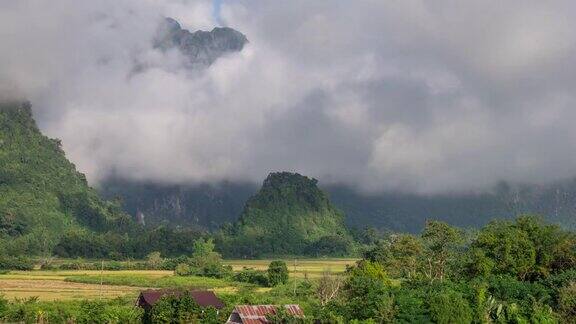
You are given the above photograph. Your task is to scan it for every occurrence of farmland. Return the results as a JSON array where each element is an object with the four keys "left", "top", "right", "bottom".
[{"left": 0, "top": 259, "right": 356, "bottom": 301}]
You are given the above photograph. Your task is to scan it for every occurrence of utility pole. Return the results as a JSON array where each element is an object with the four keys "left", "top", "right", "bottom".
[
  {"left": 100, "top": 260, "right": 104, "bottom": 299},
  {"left": 293, "top": 259, "right": 297, "bottom": 296}
]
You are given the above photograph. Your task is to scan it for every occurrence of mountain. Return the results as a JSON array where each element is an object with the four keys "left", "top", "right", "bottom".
[
  {"left": 216, "top": 172, "right": 352, "bottom": 257},
  {"left": 0, "top": 102, "right": 132, "bottom": 256},
  {"left": 101, "top": 178, "right": 256, "bottom": 230},
  {"left": 97, "top": 19, "right": 576, "bottom": 234},
  {"left": 155, "top": 18, "right": 248, "bottom": 68},
  {"left": 329, "top": 180, "right": 576, "bottom": 232},
  {"left": 101, "top": 177, "right": 576, "bottom": 235}
]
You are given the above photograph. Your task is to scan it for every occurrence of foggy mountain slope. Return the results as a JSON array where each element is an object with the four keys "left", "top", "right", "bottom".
[
  {"left": 101, "top": 175, "right": 576, "bottom": 232},
  {"left": 101, "top": 178, "right": 256, "bottom": 230},
  {"left": 0, "top": 102, "right": 134, "bottom": 255},
  {"left": 102, "top": 175, "right": 576, "bottom": 233}
]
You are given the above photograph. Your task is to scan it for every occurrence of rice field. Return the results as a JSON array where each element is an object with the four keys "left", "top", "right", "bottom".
[
  {"left": 0, "top": 278, "right": 142, "bottom": 301},
  {"left": 0, "top": 258, "right": 357, "bottom": 301},
  {"left": 224, "top": 258, "right": 356, "bottom": 278}
]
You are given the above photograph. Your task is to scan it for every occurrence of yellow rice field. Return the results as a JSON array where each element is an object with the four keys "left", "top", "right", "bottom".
[{"left": 0, "top": 258, "right": 357, "bottom": 301}]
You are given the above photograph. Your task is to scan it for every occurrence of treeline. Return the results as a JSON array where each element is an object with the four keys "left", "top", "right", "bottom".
[{"left": 312, "top": 215, "right": 576, "bottom": 323}]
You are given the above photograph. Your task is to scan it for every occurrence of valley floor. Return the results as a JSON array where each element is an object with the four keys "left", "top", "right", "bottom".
[{"left": 0, "top": 258, "right": 356, "bottom": 301}]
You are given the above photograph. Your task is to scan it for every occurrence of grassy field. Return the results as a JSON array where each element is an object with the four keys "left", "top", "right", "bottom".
[
  {"left": 224, "top": 258, "right": 356, "bottom": 278},
  {"left": 0, "top": 258, "right": 356, "bottom": 301}
]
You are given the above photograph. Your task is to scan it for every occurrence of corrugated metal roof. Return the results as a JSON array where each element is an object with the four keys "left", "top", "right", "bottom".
[{"left": 226, "top": 304, "right": 304, "bottom": 323}]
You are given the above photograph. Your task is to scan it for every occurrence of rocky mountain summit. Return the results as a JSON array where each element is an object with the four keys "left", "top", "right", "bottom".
[{"left": 156, "top": 18, "right": 248, "bottom": 67}]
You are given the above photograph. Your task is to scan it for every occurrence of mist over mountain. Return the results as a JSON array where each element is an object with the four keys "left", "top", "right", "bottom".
[
  {"left": 102, "top": 175, "right": 576, "bottom": 233},
  {"left": 3, "top": 1, "right": 576, "bottom": 235},
  {"left": 4, "top": 1, "right": 576, "bottom": 195}
]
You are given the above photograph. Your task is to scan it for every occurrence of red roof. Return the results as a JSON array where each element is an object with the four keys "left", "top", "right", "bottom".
[
  {"left": 137, "top": 289, "right": 225, "bottom": 309},
  {"left": 226, "top": 305, "right": 304, "bottom": 324}
]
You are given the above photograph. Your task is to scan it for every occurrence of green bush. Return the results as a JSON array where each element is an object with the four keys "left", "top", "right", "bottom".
[
  {"left": 558, "top": 282, "right": 576, "bottom": 322},
  {"left": 0, "top": 255, "right": 34, "bottom": 270},
  {"left": 234, "top": 268, "right": 269, "bottom": 286},
  {"left": 268, "top": 260, "right": 289, "bottom": 286},
  {"left": 0, "top": 295, "right": 8, "bottom": 318},
  {"left": 148, "top": 293, "right": 217, "bottom": 323},
  {"left": 428, "top": 290, "right": 473, "bottom": 324},
  {"left": 76, "top": 300, "right": 108, "bottom": 324},
  {"left": 487, "top": 275, "right": 551, "bottom": 305},
  {"left": 174, "top": 263, "right": 192, "bottom": 276}
]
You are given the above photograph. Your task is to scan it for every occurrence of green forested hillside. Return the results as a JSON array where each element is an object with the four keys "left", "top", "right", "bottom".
[
  {"left": 217, "top": 172, "right": 352, "bottom": 257},
  {"left": 0, "top": 102, "right": 132, "bottom": 256}
]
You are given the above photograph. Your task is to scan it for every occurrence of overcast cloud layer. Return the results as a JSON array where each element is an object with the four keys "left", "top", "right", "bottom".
[{"left": 2, "top": 0, "right": 576, "bottom": 193}]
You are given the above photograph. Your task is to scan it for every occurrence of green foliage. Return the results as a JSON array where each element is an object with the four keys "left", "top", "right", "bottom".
[
  {"left": 234, "top": 267, "right": 269, "bottom": 286},
  {"left": 171, "top": 238, "right": 232, "bottom": 278},
  {"left": 146, "top": 251, "right": 164, "bottom": 269},
  {"left": 486, "top": 275, "right": 551, "bottom": 306},
  {"left": 148, "top": 292, "right": 220, "bottom": 324},
  {"left": 427, "top": 290, "right": 472, "bottom": 324},
  {"left": 557, "top": 281, "right": 576, "bottom": 321},
  {"left": 467, "top": 216, "right": 576, "bottom": 280},
  {"left": 0, "top": 295, "right": 7, "bottom": 318},
  {"left": 306, "top": 235, "right": 353, "bottom": 257},
  {"left": 0, "top": 102, "right": 136, "bottom": 257},
  {"left": 340, "top": 264, "right": 395, "bottom": 322},
  {"left": 268, "top": 260, "right": 289, "bottom": 286},
  {"left": 364, "top": 234, "right": 423, "bottom": 278},
  {"left": 66, "top": 273, "right": 230, "bottom": 289},
  {"left": 393, "top": 287, "right": 430, "bottom": 323},
  {"left": 0, "top": 255, "right": 34, "bottom": 270},
  {"left": 174, "top": 263, "right": 192, "bottom": 276},
  {"left": 422, "top": 220, "right": 463, "bottom": 282},
  {"left": 265, "top": 306, "right": 307, "bottom": 323},
  {"left": 0, "top": 297, "right": 141, "bottom": 324}
]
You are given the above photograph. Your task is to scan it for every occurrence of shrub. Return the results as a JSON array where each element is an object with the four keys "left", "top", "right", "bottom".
[
  {"left": 103, "top": 304, "right": 143, "bottom": 323},
  {"left": 268, "top": 260, "right": 289, "bottom": 286},
  {"left": 149, "top": 293, "right": 203, "bottom": 323},
  {"left": 163, "top": 256, "right": 191, "bottom": 270},
  {"left": 103, "top": 261, "right": 123, "bottom": 271},
  {"left": 76, "top": 300, "right": 107, "bottom": 324},
  {"left": 558, "top": 282, "right": 576, "bottom": 321},
  {"left": 487, "top": 275, "right": 551, "bottom": 305},
  {"left": 428, "top": 290, "right": 473, "bottom": 324},
  {"left": 174, "top": 263, "right": 192, "bottom": 276},
  {"left": 0, "top": 255, "right": 34, "bottom": 270},
  {"left": 146, "top": 251, "right": 164, "bottom": 269},
  {"left": 0, "top": 295, "right": 7, "bottom": 318},
  {"left": 233, "top": 268, "right": 269, "bottom": 286}
]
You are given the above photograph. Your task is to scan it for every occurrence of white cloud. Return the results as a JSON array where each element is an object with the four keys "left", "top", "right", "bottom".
[{"left": 2, "top": 0, "right": 576, "bottom": 193}]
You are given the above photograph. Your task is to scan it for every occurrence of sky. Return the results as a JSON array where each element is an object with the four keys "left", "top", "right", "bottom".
[{"left": 1, "top": 0, "right": 576, "bottom": 194}]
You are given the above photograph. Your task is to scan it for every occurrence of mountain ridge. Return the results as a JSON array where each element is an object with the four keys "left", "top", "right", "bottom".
[
  {"left": 0, "top": 102, "right": 133, "bottom": 256},
  {"left": 155, "top": 17, "right": 248, "bottom": 67}
]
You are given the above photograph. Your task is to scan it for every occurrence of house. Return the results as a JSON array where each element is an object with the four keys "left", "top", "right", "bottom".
[
  {"left": 226, "top": 304, "right": 305, "bottom": 324},
  {"left": 136, "top": 289, "right": 225, "bottom": 311}
]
